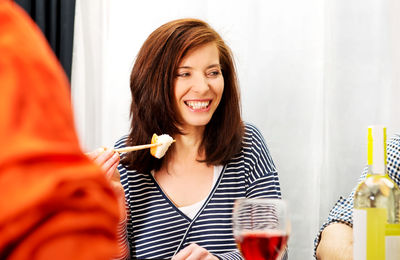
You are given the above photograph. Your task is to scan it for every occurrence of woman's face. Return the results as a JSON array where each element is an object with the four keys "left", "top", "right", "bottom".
[{"left": 173, "top": 43, "right": 224, "bottom": 130}]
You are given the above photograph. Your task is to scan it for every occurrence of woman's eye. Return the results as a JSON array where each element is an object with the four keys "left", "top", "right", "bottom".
[
  {"left": 208, "top": 70, "right": 221, "bottom": 77},
  {"left": 177, "top": 72, "right": 190, "bottom": 77}
]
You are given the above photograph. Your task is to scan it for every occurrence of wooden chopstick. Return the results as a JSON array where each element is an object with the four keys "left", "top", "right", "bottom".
[
  {"left": 114, "top": 140, "right": 175, "bottom": 153},
  {"left": 114, "top": 143, "right": 161, "bottom": 153}
]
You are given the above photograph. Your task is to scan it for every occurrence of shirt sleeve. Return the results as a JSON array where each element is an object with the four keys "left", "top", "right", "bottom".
[
  {"left": 387, "top": 134, "right": 400, "bottom": 188},
  {"left": 112, "top": 217, "right": 130, "bottom": 260},
  {"left": 113, "top": 138, "right": 131, "bottom": 259},
  {"left": 243, "top": 124, "right": 282, "bottom": 199},
  {"left": 214, "top": 250, "right": 244, "bottom": 260}
]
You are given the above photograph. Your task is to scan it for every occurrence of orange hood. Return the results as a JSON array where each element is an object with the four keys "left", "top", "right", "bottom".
[{"left": 0, "top": 0, "right": 119, "bottom": 259}]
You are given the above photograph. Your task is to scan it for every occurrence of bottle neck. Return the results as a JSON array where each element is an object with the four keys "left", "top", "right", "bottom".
[
  {"left": 367, "top": 164, "right": 387, "bottom": 175},
  {"left": 367, "top": 126, "right": 387, "bottom": 175}
]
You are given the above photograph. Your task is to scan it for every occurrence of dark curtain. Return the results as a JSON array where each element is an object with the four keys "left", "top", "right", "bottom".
[{"left": 15, "top": 0, "right": 76, "bottom": 82}]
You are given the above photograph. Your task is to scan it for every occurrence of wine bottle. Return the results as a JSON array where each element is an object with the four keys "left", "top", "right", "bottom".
[{"left": 353, "top": 125, "right": 400, "bottom": 259}]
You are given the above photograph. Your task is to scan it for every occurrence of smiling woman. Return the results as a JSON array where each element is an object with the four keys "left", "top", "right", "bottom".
[{"left": 86, "top": 18, "right": 285, "bottom": 259}]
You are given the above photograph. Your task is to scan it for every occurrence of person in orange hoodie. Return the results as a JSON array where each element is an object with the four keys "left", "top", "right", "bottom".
[{"left": 0, "top": 0, "right": 122, "bottom": 259}]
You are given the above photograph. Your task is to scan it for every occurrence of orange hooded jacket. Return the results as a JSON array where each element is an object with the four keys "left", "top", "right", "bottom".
[{"left": 0, "top": 0, "right": 119, "bottom": 259}]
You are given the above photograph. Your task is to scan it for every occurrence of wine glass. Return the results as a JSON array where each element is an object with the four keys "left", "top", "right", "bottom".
[{"left": 233, "top": 198, "right": 290, "bottom": 260}]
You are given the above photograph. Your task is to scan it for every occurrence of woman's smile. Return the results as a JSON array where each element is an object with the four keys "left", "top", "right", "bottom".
[{"left": 184, "top": 99, "right": 212, "bottom": 111}]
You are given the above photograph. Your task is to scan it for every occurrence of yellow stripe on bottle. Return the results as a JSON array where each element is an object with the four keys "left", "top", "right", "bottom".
[
  {"left": 366, "top": 208, "right": 387, "bottom": 259},
  {"left": 367, "top": 126, "right": 387, "bottom": 167},
  {"left": 368, "top": 127, "right": 373, "bottom": 166}
]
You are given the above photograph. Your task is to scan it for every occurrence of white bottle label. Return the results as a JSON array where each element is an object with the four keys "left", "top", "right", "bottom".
[
  {"left": 385, "top": 236, "right": 400, "bottom": 260},
  {"left": 354, "top": 209, "right": 367, "bottom": 260}
]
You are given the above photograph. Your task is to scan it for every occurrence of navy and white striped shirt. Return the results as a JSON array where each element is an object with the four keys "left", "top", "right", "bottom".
[{"left": 115, "top": 123, "right": 283, "bottom": 259}]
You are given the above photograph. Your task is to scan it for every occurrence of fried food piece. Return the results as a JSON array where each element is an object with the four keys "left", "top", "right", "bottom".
[{"left": 150, "top": 134, "right": 174, "bottom": 159}]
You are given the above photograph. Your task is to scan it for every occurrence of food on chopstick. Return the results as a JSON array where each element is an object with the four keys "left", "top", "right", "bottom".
[
  {"left": 113, "top": 133, "right": 175, "bottom": 159},
  {"left": 150, "top": 134, "right": 174, "bottom": 159}
]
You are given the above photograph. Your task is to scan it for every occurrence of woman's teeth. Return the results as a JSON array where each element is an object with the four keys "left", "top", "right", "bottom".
[{"left": 185, "top": 101, "right": 210, "bottom": 109}]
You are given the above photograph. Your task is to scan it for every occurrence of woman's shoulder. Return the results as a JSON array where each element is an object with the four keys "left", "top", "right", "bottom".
[
  {"left": 387, "top": 132, "right": 400, "bottom": 161},
  {"left": 388, "top": 133, "right": 400, "bottom": 157},
  {"left": 243, "top": 122, "right": 267, "bottom": 143},
  {"left": 244, "top": 122, "right": 259, "bottom": 132},
  {"left": 239, "top": 122, "right": 277, "bottom": 174},
  {"left": 390, "top": 133, "right": 400, "bottom": 146},
  {"left": 114, "top": 134, "right": 129, "bottom": 149}
]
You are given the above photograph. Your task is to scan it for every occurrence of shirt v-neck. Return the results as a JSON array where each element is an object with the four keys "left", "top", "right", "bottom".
[{"left": 150, "top": 165, "right": 224, "bottom": 220}]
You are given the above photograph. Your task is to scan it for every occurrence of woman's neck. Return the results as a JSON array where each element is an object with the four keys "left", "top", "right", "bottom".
[
  {"left": 173, "top": 136, "right": 201, "bottom": 162},
  {"left": 173, "top": 126, "right": 205, "bottom": 157},
  {"left": 160, "top": 126, "right": 203, "bottom": 168}
]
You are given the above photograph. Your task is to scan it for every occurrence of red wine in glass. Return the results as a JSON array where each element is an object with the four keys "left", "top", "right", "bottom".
[
  {"left": 233, "top": 199, "right": 290, "bottom": 260},
  {"left": 236, "top": 231, "right": 288, "bottom": 260}
]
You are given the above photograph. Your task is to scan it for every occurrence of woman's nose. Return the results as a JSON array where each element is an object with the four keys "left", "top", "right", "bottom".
[{"left": 191, "top": 74, "right": 209, "bottom": 93}]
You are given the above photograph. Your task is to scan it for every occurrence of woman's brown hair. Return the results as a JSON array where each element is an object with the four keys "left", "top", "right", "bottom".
[{"left": 121, "top": 18, "right": 244, "bottom": 173}]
